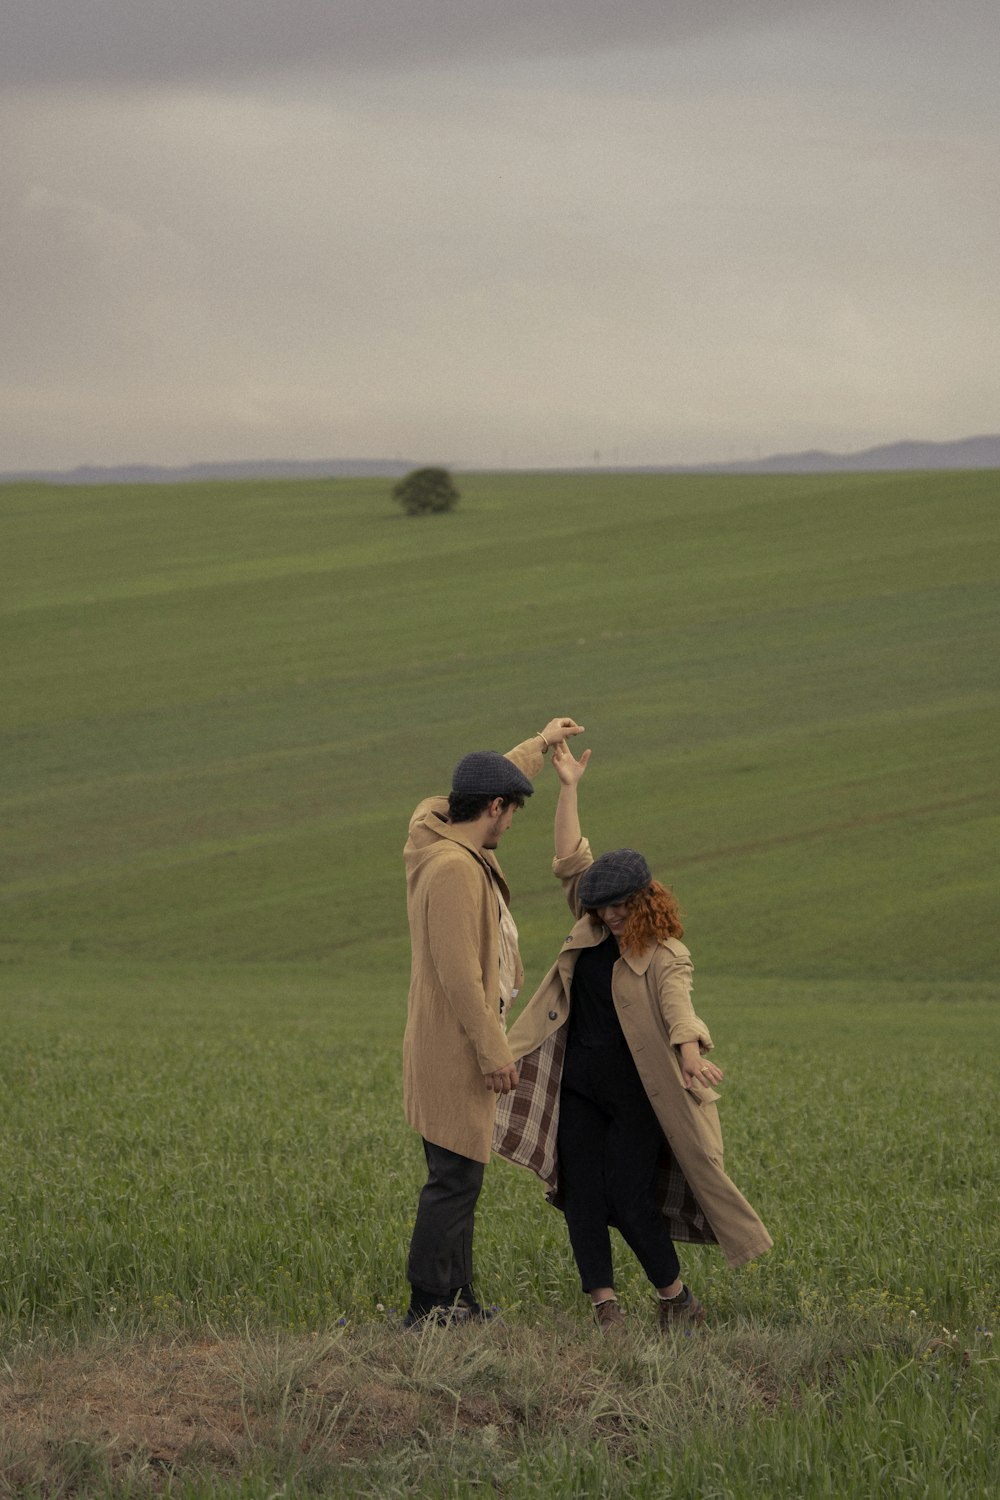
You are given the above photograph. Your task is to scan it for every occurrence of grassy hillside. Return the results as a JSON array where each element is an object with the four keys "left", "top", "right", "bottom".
[
  {"left": 1, "top": 470, "right": 997, "bottom": 1495},
  {"left": 2, "top": 469, "right": 997, "bottom": 983}
]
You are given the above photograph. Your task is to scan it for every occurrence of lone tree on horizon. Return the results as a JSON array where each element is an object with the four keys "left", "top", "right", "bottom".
[{"left": 393, "top": 466, "right": 460, "bottom": 516}]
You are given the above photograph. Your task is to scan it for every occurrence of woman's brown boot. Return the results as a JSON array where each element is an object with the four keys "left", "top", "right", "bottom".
[
  {"left": 657, "top": 1285, "right": 706, "bottom": 1330},
  {"left": 594, "top": 1297, "right": 626, "bottom": 1335}
]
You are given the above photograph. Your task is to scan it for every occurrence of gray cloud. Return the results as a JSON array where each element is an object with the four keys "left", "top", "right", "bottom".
[{"left": 2, "top": 0, "right": 873, "bottom": 87}]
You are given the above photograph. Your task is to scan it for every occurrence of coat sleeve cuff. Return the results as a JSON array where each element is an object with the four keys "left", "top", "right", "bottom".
[
  {"left": 505, "top": 738, "right": 546, "bottom": 781},
  {"left": 552, "top": 836, "right": 593, "bottom": 879},
  {"left": 477, "top": 1037, "right": 516, "bottom": 1073},
  {"left": 671, "top": 1020, "right": 714, "bottom": 1052}
]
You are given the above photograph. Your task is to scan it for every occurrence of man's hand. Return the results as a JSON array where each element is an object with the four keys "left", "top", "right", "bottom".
[
  {"left": 485, "top": 1062, "right": 520, "bottom": 1093},
  {"left": 551, "top": 739, "right": 591, "bottom": 786},
  {"left": 678, "top": 1041, "right": 724, "bottom": 1090},
  {"left": 540, "top": 717, "right": 584, "bottom": 749}
]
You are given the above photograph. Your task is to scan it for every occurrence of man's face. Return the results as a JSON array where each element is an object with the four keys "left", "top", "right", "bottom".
[{"left": 483, "top": 800, "right": 517, "bottom": 849}]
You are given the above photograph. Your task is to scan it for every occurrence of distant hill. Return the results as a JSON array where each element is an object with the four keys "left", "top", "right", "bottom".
[
  {"left": 2, "top": 435, "right": 999, "bottom": 484},
  {"left": 688, "top": 433, "right": 1000, "bottom": 474},
  {"left": 559, "top": 434, "right": 1000, "bottom": 476},
  {"left": 0, "top": 458, "right": 417, "bottom": 485}
]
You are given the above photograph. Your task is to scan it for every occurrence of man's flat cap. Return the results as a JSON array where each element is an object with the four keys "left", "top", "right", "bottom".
[
  {"left": 451, "top": 750, "right": 534, "bottom": 799},
  {"left": 578, "top": 848, "right": 652, "bottom": 908}
]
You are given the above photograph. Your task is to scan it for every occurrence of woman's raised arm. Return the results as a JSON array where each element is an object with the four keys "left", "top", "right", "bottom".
[{"left": 551, "top": 740, "right": 591, "bottom": 860}]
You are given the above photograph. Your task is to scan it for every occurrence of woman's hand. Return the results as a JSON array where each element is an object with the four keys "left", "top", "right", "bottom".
[
  {"left": 540, "top": 716, "right": 585, "bottom": 749},
  {"left": 678, "top": 1041, "right": 724, "bottom": 1090},
  {"left": 551, "top": 739, "right": 591, "bottom": 786}
]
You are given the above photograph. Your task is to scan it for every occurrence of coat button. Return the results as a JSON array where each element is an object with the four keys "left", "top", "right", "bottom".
[{"left": 548, "top": 1010, "right": 558, "bottom": 1021}]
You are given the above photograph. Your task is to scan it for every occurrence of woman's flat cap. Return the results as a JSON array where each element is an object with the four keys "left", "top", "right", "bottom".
[{"left": 578, "top": 848, "right": 652, "bottom": 908}]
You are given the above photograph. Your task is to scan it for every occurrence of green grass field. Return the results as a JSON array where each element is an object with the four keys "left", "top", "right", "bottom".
[{"left": 1, "top": 470, "right": 998, "bottom": 1496}]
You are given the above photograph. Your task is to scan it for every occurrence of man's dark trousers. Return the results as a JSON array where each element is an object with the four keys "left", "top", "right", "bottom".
[{"left": 407, "top": 1138, "right": 485, "bottom": 1304}]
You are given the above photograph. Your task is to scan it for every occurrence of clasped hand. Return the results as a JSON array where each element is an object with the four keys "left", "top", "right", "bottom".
[
  {"left": 541, "top": 716, "right": 585, "bottom": 750},
  {"left": 485, "top": 1062, "right": 520, "bottom": 1093}
]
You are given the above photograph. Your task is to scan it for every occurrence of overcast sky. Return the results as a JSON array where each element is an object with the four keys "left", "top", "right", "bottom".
[{"left": 3, "top": 0, "right": 998, "bottom": 469}]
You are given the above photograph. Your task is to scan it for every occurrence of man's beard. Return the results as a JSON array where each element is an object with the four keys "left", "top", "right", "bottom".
[{"left": 482, "top": 813, "right": 506, "bottom": 850}]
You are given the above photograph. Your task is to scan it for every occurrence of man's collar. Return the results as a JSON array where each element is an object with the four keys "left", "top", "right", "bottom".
[{"left": 431, "top": 812, "right": 505, "bottom": 880}]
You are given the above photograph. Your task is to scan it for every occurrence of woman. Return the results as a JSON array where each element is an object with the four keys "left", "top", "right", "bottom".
[{"left": 494, "top": 740, "right": 772, "bottom": 1333}]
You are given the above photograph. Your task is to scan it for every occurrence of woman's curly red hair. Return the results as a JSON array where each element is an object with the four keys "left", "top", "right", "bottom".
[{"left": 589, "top": 879, "right": 684, "bottom": 953}]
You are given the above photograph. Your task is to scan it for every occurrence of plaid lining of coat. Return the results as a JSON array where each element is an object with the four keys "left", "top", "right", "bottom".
[
  {"left": 493, "top": 1029, "right": 566, "bottom": 1188},
  {"left": 493, "top": 1026, "right": 718, "bottom": 1247}
]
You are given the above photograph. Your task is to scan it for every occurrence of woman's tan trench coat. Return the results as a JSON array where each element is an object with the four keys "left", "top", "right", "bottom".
[
  {"left": 494, "top": 838, "right": 773, "bottom": 1268},
  {"left": 403, "top": 737, "right": 545, "bottom": 1164}
]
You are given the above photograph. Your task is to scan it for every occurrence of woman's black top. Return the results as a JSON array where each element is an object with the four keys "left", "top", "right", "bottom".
[{"left": 568, "top": 933, "right": 626, "bottom": 1048}]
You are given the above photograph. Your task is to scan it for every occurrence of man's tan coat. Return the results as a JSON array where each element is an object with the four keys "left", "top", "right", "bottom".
[
  {"left": 495, "top": 838, "right": 773, "bottom": 1268},
  {"left": 402, "top": 738, "right": 545, "bottom": 1164}
]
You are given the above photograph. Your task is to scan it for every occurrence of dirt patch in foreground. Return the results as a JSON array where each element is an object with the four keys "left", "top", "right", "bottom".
[
  {"left": 2, "top": 1338, "right": 249, "bottom": 1486},
  {"left": 0, "top": 1329, "right": 525, "bottom": 1492}
]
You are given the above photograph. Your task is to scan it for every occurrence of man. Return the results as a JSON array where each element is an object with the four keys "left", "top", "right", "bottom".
[{"left": 402, "top": 716, "right": 583, "bottom": 1326}]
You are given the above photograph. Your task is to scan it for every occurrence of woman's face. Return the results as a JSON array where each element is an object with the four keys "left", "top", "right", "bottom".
[{"left": 598, "top": 900, "right": 631, "bottom": 937}]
